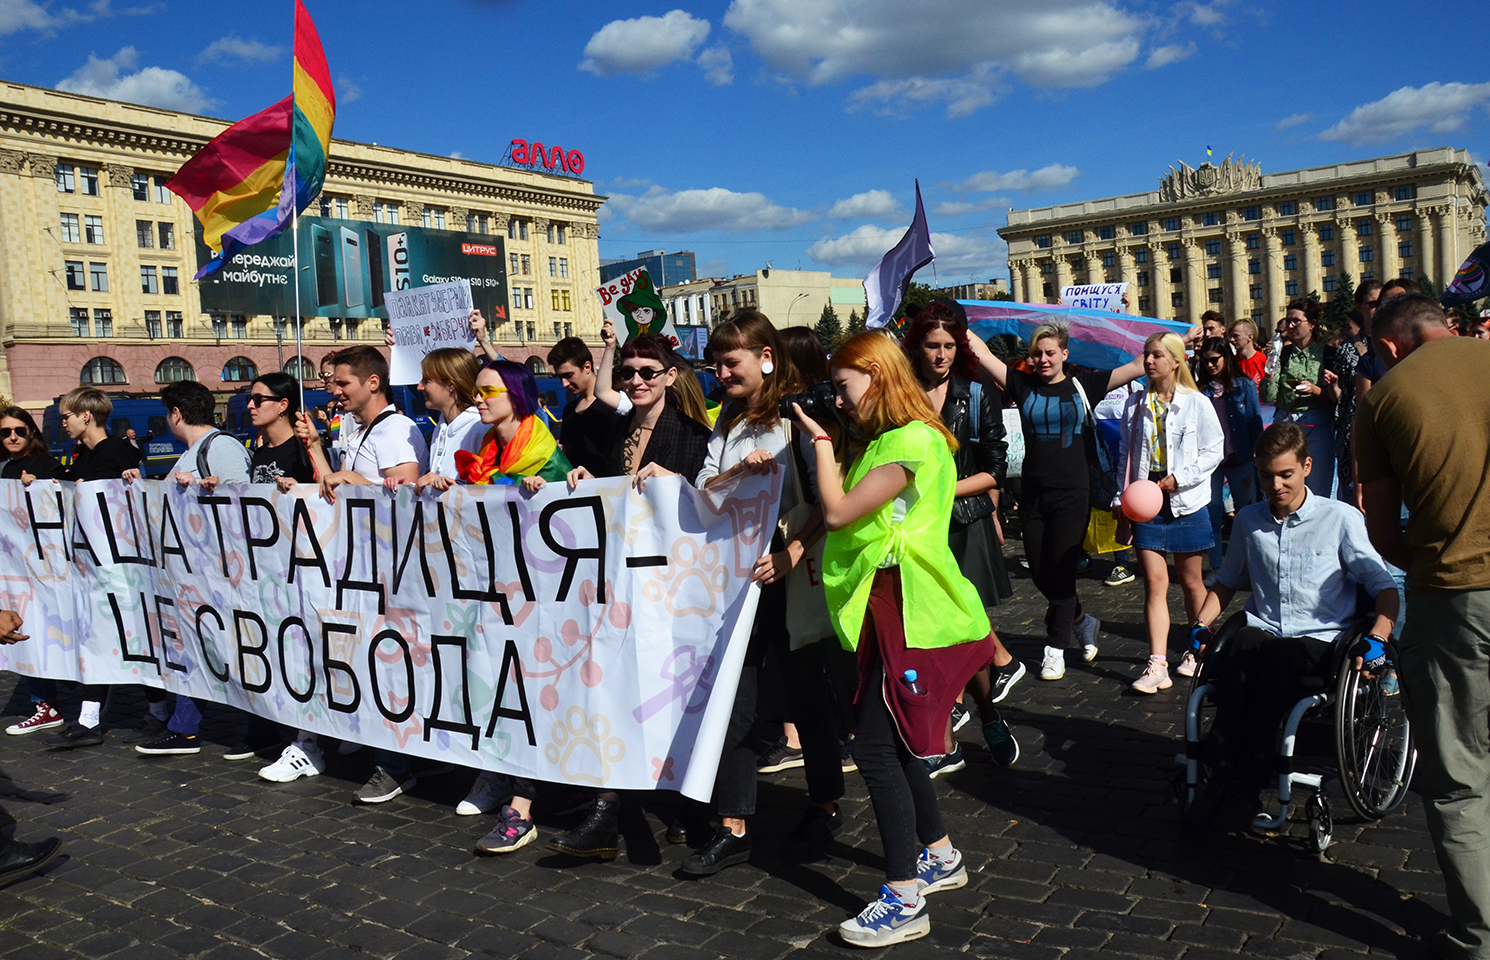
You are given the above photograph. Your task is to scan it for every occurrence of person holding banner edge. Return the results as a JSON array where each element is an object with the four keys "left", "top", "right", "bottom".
[
  {"left": 790, "top": 331, "right": 996, "bottom": 948},
  {"left": 962, "top": 325, "right": 1146, "bottom": 683}
]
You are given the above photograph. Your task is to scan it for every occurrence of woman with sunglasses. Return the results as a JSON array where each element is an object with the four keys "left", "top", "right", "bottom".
[
  {"left": 0, "top": 407, "right": 66, "bottom": 736},
  {"left": 1193, "top": 338, "right": 1265, "bottom": 588},
  {"left": 246, "top": 373, "right": 318, "bottom": 488},
  {"left": 564, "top": 332, "right": 712, "bottom": 489},
  {"left": 1260, "top": 300, "right": 1338, "bottom": 497}
]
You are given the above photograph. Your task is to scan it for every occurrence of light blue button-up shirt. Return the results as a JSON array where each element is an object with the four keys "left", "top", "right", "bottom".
[{"left": 1216, "top": 491, "right": 1397, "bottom": 642}]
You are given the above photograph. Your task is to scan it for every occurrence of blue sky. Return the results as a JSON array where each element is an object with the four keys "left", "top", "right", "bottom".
[{"left": 2, "top": 0, "right": 1487, "bottom": 287}]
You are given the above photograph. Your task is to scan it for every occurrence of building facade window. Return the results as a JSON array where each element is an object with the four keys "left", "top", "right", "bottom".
[
  {"left": 1353, "top": 191, "right": 1372, "bottom": 206},
  {"left": 159, "top": 223, "right": 174, "bottom": 249},
  {"left": 284, "top": 356, "right": 316, "bottom": 381},
  {"left": 1171, "top": 291, "right": 1184, "bottom": 307},
  {"left": 1163, "top": 217, "right": 1180, "bottom": 231},
  {"left": 81, "top": 357, "right": 126, "bottom": 385},
  {"left": 1395, "top": 214, "right": 1412, "bottom": 232},
  {"left": 1101, "top": 251, "right": 1115, "bottom": 267},
  {"left": 558, "top": 257, "right": 568, "bottom": 278},
  {"left": 1360, "top": 245, "right": 1374, "bottom": 262},
  {"left": 130, "top": 173, "right": 148, "bottom": 201},
  {"left": 144, "top": 310, "right": 161, "bottom": 338},
  {"left": 508, "top": 218, "right": 528, "bottom": 240},
  {"left": 211, "top": 315, "right": 227, "bottom": 338},
  {"left": 231, "top": 315, "right": 247, "bottom": 338},
  {"left": 509, "top": 253, "right": 519, "bottom": 275},
  {"left": 335, "top": 198, "right": 349, "bottom": 219},
  {"left": 1243, "top": 206, "right": 1260, "bottom": 221},
  {"left": 1285, "top": 280, "right": 1299, "bottom": 296},
  {"left": 1282, "top": 229, "right": 1296, "bottom": 245},
  {"left": 1278, "top": 201, "right": 1297, "bottom": 215},
  {"left": 1204, "top": 238, "right": 1221, "bottom": 255},
  {"left": 1130, "top": 221, "right": 1148, "bottom": 236},
  {"left": 1167, "top": 243, "right": 1182, "bottom": 260},
  {"left": 1208, "top": 289, "right": 1223, "bottom": 303},
  {"left": 152, "top": 177, "right": 169, "bottom": 203},
  {"left": 1035, "top": 235, "right": 1051, "bottom": 248},
  {"left": 136, "top": 220, "right": 153, "bottom": 248},
  {"left": 525, "top": 321, "right": 535, "bottom": 340},
  {"left": 56, "top": 165, "right": 75, "bottom": 193},
  {"left": 65, "top": 260, "right": 85, "bottom": 289},
  {"left": 69, "top": 307, "right": 90, "bottom": 337},
  {"left": 1248, "top": 258, "right": 1260, "bottom": 275},
  {"left": 1066, "top": 231, "right": 1083, "bottom": 244},
  {"left": 1202, "top": 212, "right": 1218, "bottom": 226},
  {"left": 474, "top": 214, "right": 488, "bottom": 234},
  {"left": 520, "top": 254, "right": 530, "bottom": 275},
  {"left": 548, "top": 257, "right": 557, "bottom": 277},
  {"left": 79, "top": 167, "right": 99, "bottom": 196},
  {"left": 165, "top": 311, "right": 183, "bottom": 338},
  {"left": 1283, "top": 254, "right": 1298, "bottom": 271},
  {"left": 1321, "top": 250, "right": 1335, "bottom": 267},
  {"left": 1322, "top": 276, "right": 1337, "bottom": 293},
  {"left": 1170, "top": 266, "right": 1183, "bottom": 283},
  {"left": 155, "top": 357, "right": 196, "bottom": 383},
  {"left": 223, "top": 357, "right": 257, "bottom": 381},
  {"left": 1098, "top": 226, "right": 1115, "bottom": 240},
  {"left": 1357, "top": 219, "right": 1373, "bottom": 236},
  {"left": 524, "top": 288, "right": 533, "bottom": 310},
  {"left": 141, "top": 265, "right": 158, "bottom": 294},
  {"left": 1361, "top": 270, "right": 1375, "bottom": 282},
  {"left": 60, "top": 213, "right": 80, "bottom": 243},
  {"left": 319, "top": 197, "right": 331, "bottom": 216},
  {"left": 1400, "top": 267, "right": 1414, "bottom": 280},
  {"left": 1399, "top": 240, "right": 1413, "bottom": 259},
  {"left": 162, "top": 267, "right": 178, "bottom": 295},
  {"left": 1394, "top": 185, "right": 1415, "bottom": 201},
  {"left": 1040, "top": 261, "right": 1054, "bottom": 275},
  {"left": 1138, "top": 296, "right": 1152, "bottom": 312},
  {"left": 1246, "top": 233, "right": 1260, "bottom": 250},
  {"left": 1207, "top": 263, "right": 1223, "bottom": 279},
  {"left": 93, "top": 308, "right": 112, "bottom": 337},
  {"left": 1135, "top": 249, "right": 1148, "bottom": 263},
  {"left": 1137, "top": 271, "right": 1149, "bottom": 287},
  {"left": 1315, "top": 196, "right": 1334, "bottom": 211},
  {"left": 83, "top": 215, "right": 104, "bottom": 244},
  {"left": 1319, "top": 224, "right": 1334, "bottom": 241},
  {"left": 1250, "top": 285, "right": 1262, "bottom": 300},
  {"left": 88, "top": 262, "right": 108, "bottom": 292}
]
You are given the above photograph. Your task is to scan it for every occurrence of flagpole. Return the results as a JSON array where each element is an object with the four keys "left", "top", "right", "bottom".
[{"left": 291, "top": 0, "right": 305, "bottom": 421}]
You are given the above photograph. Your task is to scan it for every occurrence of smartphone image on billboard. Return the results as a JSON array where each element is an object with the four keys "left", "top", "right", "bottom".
[
  {"left": 387, "top": 232, "right": 411, "bottom": 294},
  {"left": 366, "top": 229, "right": 386, "bottom": 308},
  {"left": 311, "top": 224, "right": 337, "bottom": 307},
  {"left": 340, "top": 227, "right": 364, "bottom": 309}
]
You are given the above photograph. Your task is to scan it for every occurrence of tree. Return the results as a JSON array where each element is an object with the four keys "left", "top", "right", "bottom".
[
  {"left": 992, "top": 288, "right": 1014, "bottom": 301},
  {"left": 890, "top": 281, "right": 936, "bottom": 329},
  {"left": 814, "top": 303, "right": 842, "bottom": 349},
  {"left": 1325, "top": 272, "right": 1355, "bottom": 332},
  {"left": 845, "top": 309, "right": 865, "bottom": 339},
  {"left": 1418, "top": 274, "right": 1438, "bottom": 299}
]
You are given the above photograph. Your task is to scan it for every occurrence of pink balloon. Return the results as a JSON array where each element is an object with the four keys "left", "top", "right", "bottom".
[{"left": 1122, "top": 479, "right": 1164, "bottom": 523}]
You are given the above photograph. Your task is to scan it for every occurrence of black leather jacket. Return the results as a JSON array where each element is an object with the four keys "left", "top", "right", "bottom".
[{"left": 939, "top": 374, "right": 1007, "bottom": 525}]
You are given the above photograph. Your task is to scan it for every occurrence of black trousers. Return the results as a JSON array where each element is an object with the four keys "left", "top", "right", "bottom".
[
  {"left": 1206, "top": 626, "right": 1331, "bottom": 789},
  {"left": 1020, "top": 482, "right": 1089, "bottom": 648},
  {"left": 855, "top": 662, "right": 946, "bottom": 882},
  {"left": 711, "top": 579, "right": 781, "bottom": 818},
  {"left": 769, "top": 628, "right": 852, "bottom": 806}
]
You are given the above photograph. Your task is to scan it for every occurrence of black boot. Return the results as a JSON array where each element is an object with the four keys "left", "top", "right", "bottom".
[
  {"left": 0, "top": 837, "right": 64, "bottom": 888},
  {"left": 547, "top": 798, "right": 619, "bottom": 860},
  {"left": 680, "top": 825, "right": 751, "bottom": 876}
]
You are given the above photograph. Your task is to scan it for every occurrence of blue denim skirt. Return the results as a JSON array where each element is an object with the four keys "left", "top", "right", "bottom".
[{"left": 1133, "top": 499, "right": 1214, "bottom": 554}]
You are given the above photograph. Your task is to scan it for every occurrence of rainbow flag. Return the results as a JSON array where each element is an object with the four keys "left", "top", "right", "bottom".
[{"left": 168, "top": 0, "right": 335, "bottom": 278}]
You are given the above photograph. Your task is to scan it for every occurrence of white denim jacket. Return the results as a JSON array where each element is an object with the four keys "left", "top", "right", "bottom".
[{"left": 1116, "top": 385, "right": 1225, "bottom": 518}]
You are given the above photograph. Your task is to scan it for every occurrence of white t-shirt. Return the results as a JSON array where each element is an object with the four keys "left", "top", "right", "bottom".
[
  {"left": 428, "top": 406, "right": 487, "bottom": 477},
  {"left": 344, "top": 404, "right": 429, "bottom": 479},
  {"left": 173, "top": 429, "right": 251, "bottom": 483}
]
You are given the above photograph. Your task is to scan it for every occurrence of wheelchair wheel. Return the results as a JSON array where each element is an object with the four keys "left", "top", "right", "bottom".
[
  {"left": 1334, "top": 660, "right": 1416, "bottom": 819},
  {"left": 1306, "top": 792, "right": 1332, "bottom": 852}
]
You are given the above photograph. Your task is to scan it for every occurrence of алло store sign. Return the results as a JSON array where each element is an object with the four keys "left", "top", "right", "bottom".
[{"left": 509, "top": 139, "right": 585, "bottom": 177}]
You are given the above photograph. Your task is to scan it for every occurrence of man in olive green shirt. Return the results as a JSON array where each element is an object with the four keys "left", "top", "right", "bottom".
[{"left": 1356, "top": 293, "right": 1490, "bottom": 960}]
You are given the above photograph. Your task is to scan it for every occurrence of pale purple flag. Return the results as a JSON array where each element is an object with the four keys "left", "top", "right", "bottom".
[{"left": 864, "top": 181, "right": 934, "bottom": 328}]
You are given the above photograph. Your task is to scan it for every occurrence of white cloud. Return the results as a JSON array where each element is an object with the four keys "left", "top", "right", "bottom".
[
  {"left": 196, "top": 35, "right": 283, "bottom": 65},
  {"left": 56, "top": 47, "right": 213, "bottom": 113},
  {"left": 722, "top": 0, "right": 1149, "bottom": 116},
  {"left": 336, "top": 75, "right": 362, "bottom": 104},
  {"left": 697, "top": 46, "right": 733, "bottom": 85},
  {"left": 580, "top": 9, "right": 711, "bottom": 77},
  {"left": 1275, "top": 112, "right": 1312, "bottom": 129},
  {"left": 1319, "top": 82, "right": 1490, "bottom": 146},
  {"left": 950, "top": 163, "right": 1079, "bottom": 193},
  {"left": 1145, "top": 42, "right": 1195, "bottom": 69},
  {"left": 607, "top": 185, "right": 814, "bottom": 233},
  {"left": 1173, "top": 0, "right": 1228, "bottom": 26},
  {"left": 932, "top": 197, "right": 1009, "bottom": 217},
  {"left": 827, "top": 189, "right": 902, "bottom": 219},
  {"left": 449, "top": 151, "right": 463, "bottom": 159},
  {"left": 807, "top": 223, "right": 1003, "bottom": 275},
  {"left": 0, "top": 0, "right": 80, "bottom": 34}
]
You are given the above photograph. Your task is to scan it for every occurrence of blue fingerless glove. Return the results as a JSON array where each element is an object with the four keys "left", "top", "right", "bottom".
[
  {"left": 1363, "top": 635, "right": 1388, "bottom": 671},
  {"left": 1189, "top": 622, "right": 1212, "bottom": 651}
]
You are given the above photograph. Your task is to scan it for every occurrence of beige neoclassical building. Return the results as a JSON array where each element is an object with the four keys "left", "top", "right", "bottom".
[
  {"left": 1000, "top": 148, "right": 1488, "bottom": 332},
  {"left": 0, "top": 81, "right": 605, "bottom": 407}
]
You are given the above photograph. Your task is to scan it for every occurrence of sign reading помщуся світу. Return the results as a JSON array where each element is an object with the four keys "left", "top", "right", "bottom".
[
  {"left": 0, "top": 472, "right": 779, "bottom": 799},
  {"left": 1060, "top": 283, "right": 1128, "bottom": 312}
]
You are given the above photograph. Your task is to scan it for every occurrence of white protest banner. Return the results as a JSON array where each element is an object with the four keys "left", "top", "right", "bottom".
[
  {"left": 0, "top": 472, "right": 779, "bottom": 800},
  {"left": 386, "top": 278, "right": 475, "bottom": 384},
  {"left": 1060, "top": 283, "right": 1128, "bottom": 312},
  {"left": 596, "top": 267, "right": 679, "bottom": 347}
]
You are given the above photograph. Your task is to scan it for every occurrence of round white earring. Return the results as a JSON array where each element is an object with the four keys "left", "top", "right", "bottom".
[{"left": 761, "top": 360, "right": 775, "bottom": 375}]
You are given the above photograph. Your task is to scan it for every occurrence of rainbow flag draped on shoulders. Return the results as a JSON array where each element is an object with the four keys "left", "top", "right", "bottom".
[
  {"left": 167, "top": 0, "right": 335, "bottom": 279},
  {"left": 456, "top": 417, "right": 572, "bottom": 486}
]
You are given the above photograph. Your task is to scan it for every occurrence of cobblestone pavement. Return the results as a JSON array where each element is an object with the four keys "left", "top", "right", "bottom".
[{"left": 0, "top": 549, "right": 1446, "bottom": 960}]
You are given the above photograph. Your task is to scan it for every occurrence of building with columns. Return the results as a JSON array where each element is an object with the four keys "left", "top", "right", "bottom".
[
  {"left": 0, "top": 80, "right": 604, "bottom": 407},
  {"left": 1000, "top": 148, "right": 1487, "bottom": 333}
]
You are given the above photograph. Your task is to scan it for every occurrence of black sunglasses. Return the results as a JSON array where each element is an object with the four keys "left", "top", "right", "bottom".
[
  {"left": 0, "top": 427, "right": 29, "bottom": 439},
  {"left": 245, "top": 393, "right": 285, "bottom": 407},
  {"left": 622, "top": 366, "right": 667, "bottom": 382}
]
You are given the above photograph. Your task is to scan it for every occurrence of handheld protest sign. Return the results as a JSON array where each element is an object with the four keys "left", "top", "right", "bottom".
[
  {"left": 596, "top": 268, "right": 680, "bottom": 347},
  {"left": 386, "top": 278, "right": 475, "bottom": 384}
]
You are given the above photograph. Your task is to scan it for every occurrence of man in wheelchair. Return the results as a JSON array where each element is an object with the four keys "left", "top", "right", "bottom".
[{"left": 1185, "top": 422, "right": 1400, "bottom": 829}]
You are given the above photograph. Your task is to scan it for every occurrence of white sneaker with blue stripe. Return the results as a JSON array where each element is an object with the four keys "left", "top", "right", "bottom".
[
  {"left": 838, "top": 886, "right": 930, "bottom": 947},
  {"left": 916, "top": 848, "right": 968, "bottom": 895}
]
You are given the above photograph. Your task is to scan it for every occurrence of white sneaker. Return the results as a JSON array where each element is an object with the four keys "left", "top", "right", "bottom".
[
  {"left": 258, "top": 741, "right": 326, "bottom": 782},
  {"left": 1039, "top": 646, "right": 1066, "bottom": 680},
  {"left": 458, "top": 770, "right": 508, "bottom": 816},
  {"left": 1131, "top": 656, "right": 1173, "bottom": 695},
  {"left": 1176, "top": 650, "right": 1199, "bottom": 678}
]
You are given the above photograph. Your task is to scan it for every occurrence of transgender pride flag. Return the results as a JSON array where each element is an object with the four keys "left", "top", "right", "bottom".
[
  {"left": 962, "top": 301, "right": 1192, "bottom": 369},
  {"left": 168, "top": 1, "right": 335, "bottom": 278}
]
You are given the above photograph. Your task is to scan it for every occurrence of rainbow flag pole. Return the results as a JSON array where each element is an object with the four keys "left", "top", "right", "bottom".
[{"left": 288, "top": 0, "right": 336, "bottom": 412}]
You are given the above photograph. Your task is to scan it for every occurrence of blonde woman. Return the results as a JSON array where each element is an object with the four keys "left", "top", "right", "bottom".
[{"left": 1116, "top": 332, "right": 1224, "bottom": 693}]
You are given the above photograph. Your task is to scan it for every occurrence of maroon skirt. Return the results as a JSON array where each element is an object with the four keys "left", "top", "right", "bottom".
[{"left": 854, "top": 567, "right": 999, "bottom": 758}]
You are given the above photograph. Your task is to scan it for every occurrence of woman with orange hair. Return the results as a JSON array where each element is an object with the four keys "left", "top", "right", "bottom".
[{"left": 791, "top": 332, "right": 1000, "bottom": 948}]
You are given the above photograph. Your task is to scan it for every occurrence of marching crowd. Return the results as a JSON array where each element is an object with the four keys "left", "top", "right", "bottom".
[{"left": 1, "top": 283, "right": 1489, "bottom": 953}]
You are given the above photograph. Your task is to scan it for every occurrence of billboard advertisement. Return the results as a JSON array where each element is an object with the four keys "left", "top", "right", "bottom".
[{"left": 194, "top": 216, "right": 509, "bottom": 323}]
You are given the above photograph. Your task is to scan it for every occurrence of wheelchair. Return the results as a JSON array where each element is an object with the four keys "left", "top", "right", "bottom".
[{"left": 1176, "top": 612, "right": 1417, "bottom": 852}]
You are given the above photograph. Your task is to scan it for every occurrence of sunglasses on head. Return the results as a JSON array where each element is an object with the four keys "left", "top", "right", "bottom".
[
  {"left": 476, "top": 384, "right": 509, "bottom": 399},
  {"left": 0, "top": 426, "right": 29, "bottom": 439},
  {"left": 622, "top": 366, "right": 667, "bottom": 383}
]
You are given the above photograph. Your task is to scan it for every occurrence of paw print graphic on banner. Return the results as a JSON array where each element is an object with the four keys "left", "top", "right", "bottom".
[
  {"left": 642, "top": 537, "right": 728, "bottom": 618},
  {"left": 527, "top": 579, "right": 629, "bottom": 710},
  {"left": 545, "top": 707, "right": 625, "bottom": 785}
]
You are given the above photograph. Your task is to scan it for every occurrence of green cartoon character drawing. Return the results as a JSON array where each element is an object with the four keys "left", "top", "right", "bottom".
[{"left": 617, "top": 270, "right": 667, "bottom": 341}]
